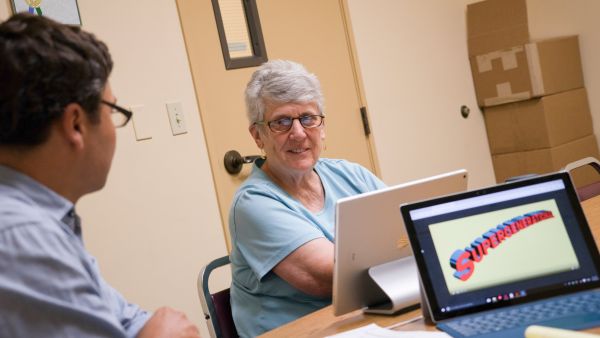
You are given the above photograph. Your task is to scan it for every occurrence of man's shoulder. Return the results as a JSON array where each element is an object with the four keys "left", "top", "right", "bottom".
[{"left": 0, "top": 192, "right": 56, "bottom": 234}]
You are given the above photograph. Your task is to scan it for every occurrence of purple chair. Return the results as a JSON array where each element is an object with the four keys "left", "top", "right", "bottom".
[
  {"left": 198, "top": 256, "right": 238, "bottom": 338},
  {"left": 563, "top": 157, "right": 600, "bottom": 202},
  {"left": 576, "top": 181, "right": 600, "bottom": 202}
]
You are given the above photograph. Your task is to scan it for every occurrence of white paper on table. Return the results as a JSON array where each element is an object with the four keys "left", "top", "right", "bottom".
[{"left": 325, "top": 323, "right": 452, "bottom": 338}]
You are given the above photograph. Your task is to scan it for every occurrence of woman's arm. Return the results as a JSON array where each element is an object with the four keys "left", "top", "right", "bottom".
[{"left": 272, "top": 237, "right": 334, "bottom": 297}]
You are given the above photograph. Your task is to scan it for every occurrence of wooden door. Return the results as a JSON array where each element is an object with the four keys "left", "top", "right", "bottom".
[{"left": 176, "top": 0, "right": 377, "bottom": 249}]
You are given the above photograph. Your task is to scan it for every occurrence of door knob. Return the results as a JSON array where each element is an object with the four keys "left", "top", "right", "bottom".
[
  {"left": 460, "top": 105, "right": 470, "bottom": 118},
  {"left": 224, "top": 150, "right": 262, "bottom": 175}
]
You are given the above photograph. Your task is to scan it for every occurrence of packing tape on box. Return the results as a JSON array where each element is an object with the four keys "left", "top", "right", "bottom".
[
  {"left": 484, "top": 82, "right": 530, "bottom": 106},
  {"left": 525, "top": 325, "right": 600, "bottom": 338},
  {"left": 476, "top": 46, "right": 523, "bottom": 73},
  {"left": 525, "top": 42, "right": 544, "bottom": 96},
  {"left": 496, "top": 82, "right": 513, "bottom": 97}
]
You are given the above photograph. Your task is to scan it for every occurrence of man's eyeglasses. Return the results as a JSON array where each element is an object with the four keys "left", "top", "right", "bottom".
[
  {"left": 101, "top": 100, "right": 133, "bottom": 127},
  {"left": 255, "top": 115, "right": 325, "bottom": 133}
]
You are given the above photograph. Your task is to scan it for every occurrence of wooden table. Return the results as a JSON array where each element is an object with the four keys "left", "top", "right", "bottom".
[{"left": 260, "top": 195, "right": 600, "bottom": 337}]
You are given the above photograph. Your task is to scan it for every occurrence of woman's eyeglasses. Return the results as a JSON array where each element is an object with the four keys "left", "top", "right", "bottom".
[
  {"left": 101, "top": 100, "right": 133, "bottom": 128},
  {"left": 255, "top": 115, "right": 325, "bottom": 133}
]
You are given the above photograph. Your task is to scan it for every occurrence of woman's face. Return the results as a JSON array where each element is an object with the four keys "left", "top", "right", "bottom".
[{"left": 250, "top": 100, "right": 325, "bottom": 176}]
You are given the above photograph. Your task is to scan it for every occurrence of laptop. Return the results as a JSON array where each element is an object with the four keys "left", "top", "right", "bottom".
[
  {"left": 400, "top": 172, "right": 600, "bottom": 338},
  {"left": 333, "top": 169, "right": 468, "bottom": 316}
]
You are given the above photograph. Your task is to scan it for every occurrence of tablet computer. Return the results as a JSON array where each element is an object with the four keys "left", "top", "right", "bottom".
[{"left": 333, "top": 169, "right": 468, "bottom": 315}]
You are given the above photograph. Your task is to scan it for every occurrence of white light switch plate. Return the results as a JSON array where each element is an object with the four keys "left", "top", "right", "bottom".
[
  {"left": 130, "top": 105, "right": 152, "bottom": 141},
  {"left": 166, "top": 102, "right": 187, "bottom": 135}
]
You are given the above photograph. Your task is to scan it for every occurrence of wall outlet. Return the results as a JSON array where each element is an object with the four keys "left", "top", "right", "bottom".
[{"left": 166, "top": 102, "right": 187, "bottom": 136}]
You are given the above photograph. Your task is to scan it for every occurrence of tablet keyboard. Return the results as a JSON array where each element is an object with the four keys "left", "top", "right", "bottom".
[{"left": 440, "top": 291, "right": 600, "bottom": 337}]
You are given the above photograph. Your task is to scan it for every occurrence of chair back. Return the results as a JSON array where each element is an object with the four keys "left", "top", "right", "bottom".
[
  {"left": 577, "top": 181, "right": 600, "bottom": 202},
  {"left": 198, "top": 255, "right": 238, "bottom": 338},
  {"left": 563, "top": 157, "right": 600, "bottom": 201}
]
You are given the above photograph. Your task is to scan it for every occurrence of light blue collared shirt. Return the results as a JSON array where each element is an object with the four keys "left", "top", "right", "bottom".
[{"left": 0, "top": 165, "right": 150, "bottom": 337}]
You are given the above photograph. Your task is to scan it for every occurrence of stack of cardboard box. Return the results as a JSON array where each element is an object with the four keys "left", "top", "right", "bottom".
[{"left": 467, "top": 0, "right": 599, "bottom": 187}]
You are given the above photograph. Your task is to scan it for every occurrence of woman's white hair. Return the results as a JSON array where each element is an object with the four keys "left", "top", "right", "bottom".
[{"left": 245, "top": 60, "right": 324, "bottom": 125}]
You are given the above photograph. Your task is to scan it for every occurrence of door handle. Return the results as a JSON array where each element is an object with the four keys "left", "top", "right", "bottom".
[{"left": 224, "top": 150, "right": 262, "bottom": 175}]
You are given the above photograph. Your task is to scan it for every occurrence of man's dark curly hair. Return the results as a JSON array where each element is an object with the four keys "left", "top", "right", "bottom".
[{"left": 0, "top": 13, "right": 113, "bottom": 146}]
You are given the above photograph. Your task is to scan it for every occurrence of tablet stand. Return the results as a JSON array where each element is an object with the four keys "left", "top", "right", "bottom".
[
  {"left": 364, "top": 256, "right": 421, "bottom": 314},
  {"left": 419, "top": 276, "right": 434, "bottom": 324}
]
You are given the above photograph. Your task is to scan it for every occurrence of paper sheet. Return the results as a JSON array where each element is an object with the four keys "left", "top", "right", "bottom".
[
  {"left": 525, "top": 325, "right": 600, "bottom": 338},
  {"left": 325, "top": 324, "right": 451, "bottom": 338}
]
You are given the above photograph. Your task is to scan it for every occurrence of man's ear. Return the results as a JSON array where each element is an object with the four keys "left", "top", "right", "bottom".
[
  {"left": 59, "top": 103, "right": 86, "bottom": 150},
  {"left": 249, "top": 124, "right": 264, "bottom": 149}
]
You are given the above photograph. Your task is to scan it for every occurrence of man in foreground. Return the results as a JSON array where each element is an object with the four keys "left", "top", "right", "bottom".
[{"left": 0, "top": 13, "right": 200, "bottom": 338}]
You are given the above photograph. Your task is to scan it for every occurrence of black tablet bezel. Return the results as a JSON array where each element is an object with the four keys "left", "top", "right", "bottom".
[{"left": 400, "top": 172, "right": 600, "bottom": 322}]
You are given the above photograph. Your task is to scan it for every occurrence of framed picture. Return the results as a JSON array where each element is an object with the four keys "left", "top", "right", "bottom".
[
  {"left": 10, "top": 0, "right": 82, "bottom": 26},
  {"left": 212, "top": 0, "right": 268, "bottom": 70}
]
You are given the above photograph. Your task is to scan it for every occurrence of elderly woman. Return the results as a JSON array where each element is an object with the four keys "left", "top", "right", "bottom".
[{"left": 229, "top": 60, "right": 386, "bottom": 337}]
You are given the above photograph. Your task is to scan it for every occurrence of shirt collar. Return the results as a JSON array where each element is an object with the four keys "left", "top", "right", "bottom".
[{"left": 0, "top": 164, "right": 75, "bottom": 230}]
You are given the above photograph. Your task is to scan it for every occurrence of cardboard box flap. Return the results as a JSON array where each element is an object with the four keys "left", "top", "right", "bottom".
[
  {"left": 467, "top": 0, "right": 529, "bottom": 56},
  {"left": 484, "top": 88, "right": 593, "bottom": 154},
  {"left": 470, "top": 35, "right": 584, "bottom": 108},
  {"left": 492, "top": 135, "right": 600, "bottom": 187},
  {"left": 535, "top": 36, "right": 583, "bottom": 94}
]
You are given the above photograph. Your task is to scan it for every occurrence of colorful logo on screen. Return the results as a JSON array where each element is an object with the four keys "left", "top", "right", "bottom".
[{"left": 449, "top": 210, "right": 554, "bottom": 281}]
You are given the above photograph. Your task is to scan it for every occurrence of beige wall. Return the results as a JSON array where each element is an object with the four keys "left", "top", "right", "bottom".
[{"left": 0, "top": 1, "right": 227, "bottom": 337}]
